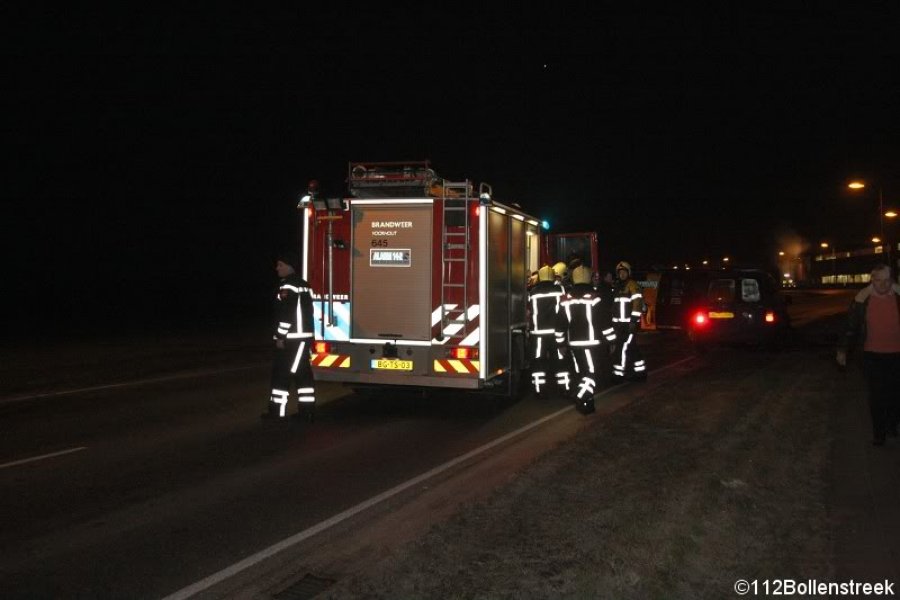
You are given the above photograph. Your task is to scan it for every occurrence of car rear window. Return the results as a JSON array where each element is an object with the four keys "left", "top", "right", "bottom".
[
  {"left": 708, "top": 278, "right": 762, "bottom": 303},
  {"left": 708, "top": 280, "right": 735, "bottom": 303}
]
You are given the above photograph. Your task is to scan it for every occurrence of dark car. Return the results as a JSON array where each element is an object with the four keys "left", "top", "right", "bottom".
[
  {"left": 685, "top": 269, "right": 792, "bottom": 350},
  {"left": 648, "top": 268, "right": 717, "bottom": 331}
]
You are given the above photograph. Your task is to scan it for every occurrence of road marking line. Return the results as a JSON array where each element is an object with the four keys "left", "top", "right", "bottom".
[
  {"left": 0, "top": 446, "right": 86, "bottom": 470},
  {"left": 1, "top": 364, "right": 265, "bottom": 404},
  {"left": 162, "top": 354, "right": 696, "bottom": 600}
]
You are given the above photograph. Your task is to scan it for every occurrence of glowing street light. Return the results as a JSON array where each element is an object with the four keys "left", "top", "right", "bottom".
[
  {"left": 848, "top": 181, "right": 882, "bottom": 237},
  {"left": 848, "top": 180, "right": 892, "bottom": 268}
]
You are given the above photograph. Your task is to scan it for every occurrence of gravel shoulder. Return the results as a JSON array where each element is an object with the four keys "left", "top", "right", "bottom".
[{"left": 319, "top": 342, "right": 888, "bottom": 599}]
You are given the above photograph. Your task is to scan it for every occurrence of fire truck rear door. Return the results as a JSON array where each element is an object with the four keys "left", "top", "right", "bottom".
[{"left": 351, "top": 202, "right": 433, "bottom": 340}]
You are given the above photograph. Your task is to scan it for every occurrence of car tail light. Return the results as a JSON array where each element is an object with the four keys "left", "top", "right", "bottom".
[
  {"left": 314, "top": 341, "right": 331, "bottom": 354},
  {"left": 449, "top": 347, "right": 478, "bottom": 360},
  {"left": 764, "top": 311, "right": 776, "bottom": 324},
  {"left": 692, "top": 311, "right": 708, "bottom": 327}
]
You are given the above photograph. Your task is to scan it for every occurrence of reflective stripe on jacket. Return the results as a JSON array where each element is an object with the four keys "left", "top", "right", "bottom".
[{"left": 274, "top": 273, "right": 315, "bottom": 340}]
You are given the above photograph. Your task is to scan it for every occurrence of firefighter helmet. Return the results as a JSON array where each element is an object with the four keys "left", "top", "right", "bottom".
[
  {"left": 615, "top": 261, "right": 632, "bottom": 276},
  {"left": 571, "top": 265, "right": 592, "bottom": 285},
  {"left": 537, "top": 265, "right": 554, "bottom": 282},
  {"left": 552, "top": 262, "right": 568, "bottom": 278}
]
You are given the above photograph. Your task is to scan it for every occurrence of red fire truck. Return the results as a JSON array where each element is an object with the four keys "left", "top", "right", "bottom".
[{"left": 298, "top": 161, "right": 597, "bottom": 399}]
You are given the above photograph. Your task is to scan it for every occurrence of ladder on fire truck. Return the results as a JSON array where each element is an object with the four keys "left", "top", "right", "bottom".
[{"left": 439, "top": 181, "right": 473, "bottom": 341}]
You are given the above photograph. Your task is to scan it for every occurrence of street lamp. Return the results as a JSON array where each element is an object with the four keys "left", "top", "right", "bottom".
[
  {"left": 848, "top": 181, "right": 884, "bottom": 237},
  {"left": 848, "top": 180, "right": 896, "bottom": 272}
]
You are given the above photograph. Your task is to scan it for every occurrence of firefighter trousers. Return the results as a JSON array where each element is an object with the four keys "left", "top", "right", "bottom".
[
  {"left": 529, "top": 333, "right": 571, "bottom": 396},
  {"left": 269, "top": 339, "right": 316, "bottom": 418},
  {"left": 612, "top": 326, "right": 646, "bottom": 379},
  {"left": 570, "top": 345, "right": 612, "bottom": 407}
]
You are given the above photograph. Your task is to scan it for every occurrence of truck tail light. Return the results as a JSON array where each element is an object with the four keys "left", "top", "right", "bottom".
[
  {"left": 764, "top": 311, "right": 776, "bottom": 324},
  {"left": 314, "top": 341, "right": 331, "bottom": 354},
  {"left": 448, "top": 347, "right": 478, "bottom": 360}
]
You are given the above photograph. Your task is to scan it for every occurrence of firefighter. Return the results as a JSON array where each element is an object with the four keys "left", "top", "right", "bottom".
[
  {"left": 263, "top": 252, "right": 317, "bottom": 421},
  {"left": 612, "top": 260, "right": 647, "bottom": 380},
  {"left": 527, "top": 264, "right": 570, "bottom": 397},
  {"left": 552, "top": 261, "right": 569, "bottom": 287},
  {"left": 551, "top": 261, "right": 573, "bottom": 391},
  {"left": 556, "top": 265, "right": 617, "bottom": 414}
]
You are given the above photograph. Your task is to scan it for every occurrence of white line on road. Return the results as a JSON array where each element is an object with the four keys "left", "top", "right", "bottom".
[
  {"left": 161, "top": 354, "right": 696, "bottom": 600},
  {"left": 1, "top": 364, "right": 266, "bottom": 405},
  {"left": 0, "top": 446, "right": 86, "bottom": 470}
]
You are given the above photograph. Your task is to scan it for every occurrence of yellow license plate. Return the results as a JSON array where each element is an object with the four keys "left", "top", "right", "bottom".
[
  {"left": 371, "top": 358, "right": 413, "bottom": 371},
  {"left": 709, "top": 311, "right": 734, "bottom": 319}
]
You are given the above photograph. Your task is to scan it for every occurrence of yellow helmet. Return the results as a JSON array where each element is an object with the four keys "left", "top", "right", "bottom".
[
  {"left": 537, "top": 265, "right": 554, "bottom": 282},
  {"left": 615, "top": 261, "right": 632, "bottom": 276},
  {"left": 552, "top": 262, "right": 568, "bottom": 278},
  {"left": 571, "top": 265, "right": 592, "bottom": 285}
]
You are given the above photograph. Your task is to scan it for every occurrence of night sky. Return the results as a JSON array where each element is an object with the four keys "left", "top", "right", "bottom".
[{"left": 6, "top": 5, "right": 899, "bottom": 337}]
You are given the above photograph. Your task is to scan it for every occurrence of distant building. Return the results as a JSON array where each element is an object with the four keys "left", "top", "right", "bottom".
[{"left": 807, "top": 243, "right": 899, "bottom": 286}]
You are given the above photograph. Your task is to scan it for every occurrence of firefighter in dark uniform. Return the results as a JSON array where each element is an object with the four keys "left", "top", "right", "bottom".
[
  {"left": 551, "top": 261, "right": 573, "bottom": 393},
  {"left": 556, "top": 265, "right": 617, "bottom": 414},
  {"left": 527, "top": 265, "right": 570, "bottom": 397},
  {"left": 263, "top": 252, "right": 317, "bottom": 420},
  {"left": 612, "top": 260, "right": 647, "bottom": 380}
]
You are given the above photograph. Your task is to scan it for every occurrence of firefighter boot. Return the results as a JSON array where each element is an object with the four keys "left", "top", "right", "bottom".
[
  {"left": 293, "top": 404, "right": 316, "bottom": 424},
  {"left": 260, "top": 402, "right": 280, "bottom": 420},
  {"left": 576, "top": 398, "right": 595, "bottom": 415}
]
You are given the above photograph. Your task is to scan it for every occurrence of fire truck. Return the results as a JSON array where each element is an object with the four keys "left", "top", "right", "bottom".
[{"left": 298, "top": 161, "right": 597, "bottom": 399}]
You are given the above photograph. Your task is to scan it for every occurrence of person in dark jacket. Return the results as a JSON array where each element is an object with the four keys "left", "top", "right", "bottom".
[
  {"left": 527, "top": 265, "right": 570, "bottom": 397},
  {"left": 592, "top": 269, "right": 615, "bottom": 306},
  {"left": 836, "top": 264, "right": 900, "bottom": 445},
  {"left": 263, "top": 252, "right": 317, "bottom": 421},
  {"left": 556, "top": 266, "right": 616, "bottom": 414}
]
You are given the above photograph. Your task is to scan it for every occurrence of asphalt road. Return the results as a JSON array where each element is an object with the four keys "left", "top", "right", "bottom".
[{"left": 0, "top": 289, "right": 854, "bottom": 599}]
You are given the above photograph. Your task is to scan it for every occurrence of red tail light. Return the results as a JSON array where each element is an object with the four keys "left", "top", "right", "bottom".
[
  {"left": 764, "top": 311, "right": 776, "bottom": 323},
  {"left": 314, "top": 341, "right": 331, "bottom": 354},
  {"left": 692, "top": 311, "right": 708, "bottom": 327},
  {"left": 449, "top": 347, "right": 478, "bottom": 359}
]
